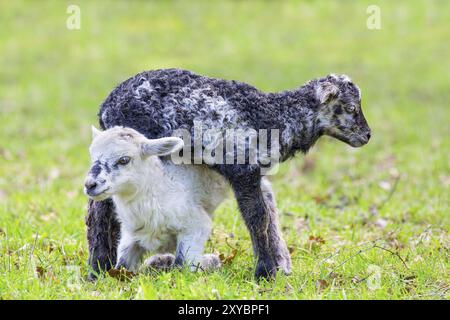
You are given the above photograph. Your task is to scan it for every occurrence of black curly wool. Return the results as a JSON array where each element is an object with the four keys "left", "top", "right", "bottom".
[{"left": 99, "top": 69, "right": 325, "bottom": 158}]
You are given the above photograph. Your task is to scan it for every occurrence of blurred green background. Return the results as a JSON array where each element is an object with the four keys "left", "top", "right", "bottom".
[{"left": 0, "top": 0, "right": 448, "bottom": 299}]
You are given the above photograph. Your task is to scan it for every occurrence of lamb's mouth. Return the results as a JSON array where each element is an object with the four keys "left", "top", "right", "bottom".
[
  {"left": 350, "top": 134, "right": 369, "bottom": 147},
  {"left": 86, "top": 187, "right": 111, "bottom": 200},
  {"left": 329, "top": 131, "right": 368, "bottom": 147}
]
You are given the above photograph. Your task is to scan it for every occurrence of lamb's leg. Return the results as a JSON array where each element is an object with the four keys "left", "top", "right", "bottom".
[
  {"left": 261, "top": 178, "right": 292, "bottom": 274},
  {"left": 86, "top": 199, "right": 121, "bottom": 280},
  {"left": 115, "top": 230, "right": 145, "bottom": 272},
  {"left": 227, "top": 169, "right": 276, "bottom": 280},
  {"left": 174, "top": 214, "right": 217, "bottom": 271}
]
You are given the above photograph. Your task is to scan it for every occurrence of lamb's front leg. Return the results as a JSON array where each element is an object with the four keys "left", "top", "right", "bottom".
[
  {"left": 174, "top": 215, "right": 221, "bottom": 271},
  {"left": 228, "top": 170, "right": 277, "bottom": 280},
  {"left": 115, "top": 229, "right": 145, "bottom": 272}
]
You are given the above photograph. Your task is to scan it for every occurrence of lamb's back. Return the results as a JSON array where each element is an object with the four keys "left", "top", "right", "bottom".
[{"left": 98, "top": 69, "right": 267, "bottom": 140}]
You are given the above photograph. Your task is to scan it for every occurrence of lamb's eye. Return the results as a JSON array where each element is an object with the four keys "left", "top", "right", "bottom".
[
  {"left": 346, "top": 105, "right": 356, "bottom": 113},
  {"left": 117, "top": 156, "right": 131, "bottom": 166}
]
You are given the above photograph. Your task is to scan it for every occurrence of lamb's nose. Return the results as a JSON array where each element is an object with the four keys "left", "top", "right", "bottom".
[
  {"left": 366, "top": 131, "right": 371, "bottom": 140},
  {"left": 84, "top": 179, "right": 97, "bottom": 191}
]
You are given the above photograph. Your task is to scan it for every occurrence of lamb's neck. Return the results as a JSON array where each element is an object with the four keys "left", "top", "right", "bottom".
[
  {"left": 113, "top": 172, "right": 163, "bottom": 231},
  {"left": 114, "top": 161, "right": 163, "bottom": 208},
  {"left": 265, "top": 83, "right": 322, "bottom": 159}
]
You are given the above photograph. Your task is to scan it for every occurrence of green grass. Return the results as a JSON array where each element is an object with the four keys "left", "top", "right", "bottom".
[{"left": 0, "top": 0, "right": 448, "bottom": 299}]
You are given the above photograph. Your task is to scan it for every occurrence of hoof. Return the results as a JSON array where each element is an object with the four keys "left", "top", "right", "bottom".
[
  {"left": 275, "top": 254, "right": 292, "bottom": 275},
  {"left": 255, "top": 258, "right": 276, "bottom": 280},
  {"left": 87, "top": 271, "right": 98, "bottom": 282},
  {"left": 143, "top": 253, "right": 176, "bottom": 271},
  {"left": 200, "top": 254, "right": 222, "bottom": 271}
]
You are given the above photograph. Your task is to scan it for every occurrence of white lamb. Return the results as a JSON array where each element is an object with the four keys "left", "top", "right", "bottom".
[{"left": 84, "top": 126, "right": 228, "bottom": 272}]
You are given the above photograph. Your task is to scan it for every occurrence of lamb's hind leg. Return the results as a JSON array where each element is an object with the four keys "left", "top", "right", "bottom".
[
  {"left": 174, "top": 213, "right": 221, "bottom": 271},
  {"left": 143, "top": 253, "right": 176, "bottom": 271},
  {"left": 200, "top": 254, "right": 222, "bottom": 270},
  {"left": 261, "top": 178, "right": 292, "bottom": 274},
  {"left": 144, "top": 252, "right": 220, "bottom": 272}
]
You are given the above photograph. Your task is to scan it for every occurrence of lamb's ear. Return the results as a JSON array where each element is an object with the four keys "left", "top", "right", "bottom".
[
  {"left": 91, "top": 125, "right": 102, "bottom": 139},
  {"left": 141, "top": 137, "right": 184, "bottom": 157},
  {"left": 316, "top": 82, "right": 340, "bottom": 105}
]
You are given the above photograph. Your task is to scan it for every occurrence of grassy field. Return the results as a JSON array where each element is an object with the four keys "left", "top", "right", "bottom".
[{"left": 0, "top": 0, "right": 448, "bottom": 299}]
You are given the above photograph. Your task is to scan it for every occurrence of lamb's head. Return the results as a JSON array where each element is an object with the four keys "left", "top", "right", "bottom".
[
  {"left": 84, "top": 126, "right": 184, "bottom": 201},
  {"left": 314, "top": 74, "right": 371, "bottom": 147}
]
